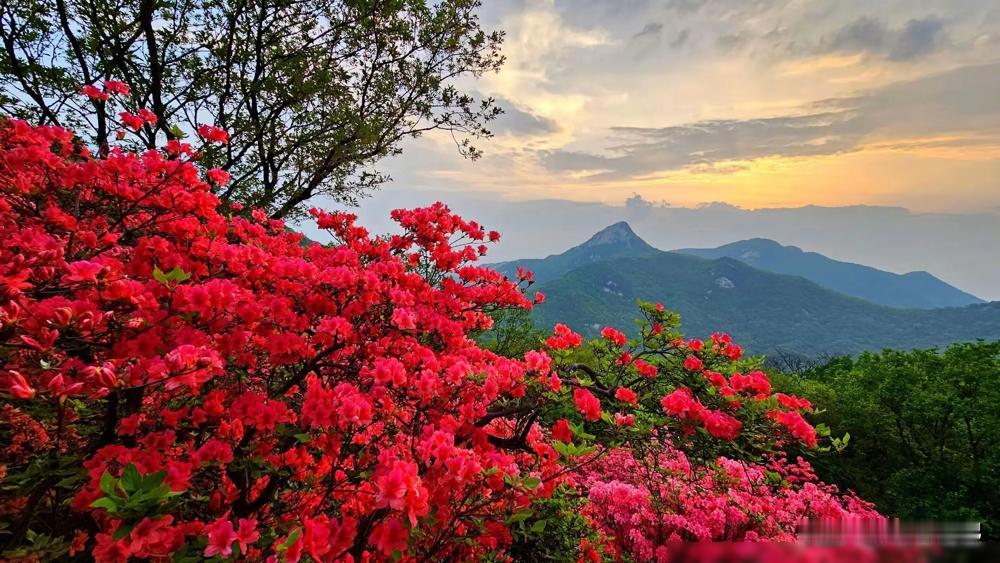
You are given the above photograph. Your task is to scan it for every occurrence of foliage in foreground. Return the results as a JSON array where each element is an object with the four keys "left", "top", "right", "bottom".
[{"left": 0, "top": 111, "right": 876, "bottom": 561}]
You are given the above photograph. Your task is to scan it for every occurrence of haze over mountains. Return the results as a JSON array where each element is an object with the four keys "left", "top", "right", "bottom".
[
  {"left": 676, "top": 239, "right": 984, "bottom": 309},
  {"left": 492, "top": 222, "right": 1000, "bottom": 359},
  {"left": 302, "top": 191, "right": 1000, "bottom": 301}
]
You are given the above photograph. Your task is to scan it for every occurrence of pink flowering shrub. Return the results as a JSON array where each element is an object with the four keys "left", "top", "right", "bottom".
[
  {"left": 0, "top": 109, "right": 876, "bottom": 561},
  {"left": 579, "top": 443, "right": 879, "bottom": 561}
]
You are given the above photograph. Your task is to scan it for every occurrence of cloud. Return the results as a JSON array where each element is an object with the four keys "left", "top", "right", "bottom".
[
  {"left": 625, "top": 193, "right": 654, "bottom": 210},
  {"left": 818, "top": 16, "right": 946, "bottom": 61},
  {"left": 670, "top": 29, "right": 691, "bottom": 49},
  {"left": 492, "top": 96, "right": 559, "bottom": 136},
  {"left": 542, "top": 111, "right": 864, "bottom": 179},
  {"left": 665, "top": 0, "right": 707, "bottom": 14},
  {"left": 633, "top": 22, "right": 664, "bottom": 40},
  {"left": 824, "top": 17, "right": 888, "bottom": 54},
  {"left": 891, "top": 18, "right": 946, "bottom": 60},
  {"left": 540, "top": 62, "right": 1000, "bottom": 179},
  {"left": 365, "top": 0, "right": 1000, "bottom": 245},
  {"left": 716, "top": 32, "right": 751, "bottom": 52}
]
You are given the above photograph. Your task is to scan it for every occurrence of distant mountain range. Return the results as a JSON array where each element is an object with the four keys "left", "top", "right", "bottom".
[
  {"left": 676, "top": 238, "right": 983, "bottom": 309},
  {"left": 491, "top": 223, "right": 1000, "bottom": 358}
]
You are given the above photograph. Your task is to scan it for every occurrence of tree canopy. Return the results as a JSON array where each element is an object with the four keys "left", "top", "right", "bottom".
[
  {"left": 0, "top": 0, "right": 504, "bottom": 218},
  {"left": 775, "top": 341, "right": 1000, "bottom": 539}
]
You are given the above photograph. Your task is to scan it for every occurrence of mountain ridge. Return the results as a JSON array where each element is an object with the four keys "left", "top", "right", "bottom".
[
  {"left": 489, "top": 223, "right": 999, "bottom": 358},
  {"left": 529, "top": 253, "right": 1000, "bottom": 357},
  {"left": 676, "top": 238, "right": 983, "bottom": 309}
]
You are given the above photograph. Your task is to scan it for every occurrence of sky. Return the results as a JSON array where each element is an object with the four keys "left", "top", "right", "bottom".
[{"left": 301, "top": 0, "right": 1000, "bottom": 300}]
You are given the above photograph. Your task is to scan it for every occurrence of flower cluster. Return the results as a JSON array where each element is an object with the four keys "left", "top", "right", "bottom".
[
  {"left": 0, "top": 119, "right": 562, "bottom": 561},
  {"left": 581, "top": 444, "right": 879, "bottom": 561},
  {"left": 659, "top": 387, "right": 741, "bottom": 440},
  {"left": 81, "top": 80, "right": 129, "bottom": 102},
  {"left": 0, "top": 118, "right": 875, "bottom": 561},
  {"left": 545, "top": 323, "right": 582, "bottom": 349}
]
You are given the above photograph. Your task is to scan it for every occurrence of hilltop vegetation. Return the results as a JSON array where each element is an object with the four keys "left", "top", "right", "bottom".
[
  {"left": 532, "top": 255, "right": 1000, "bottom": 357},
  {"left": 772, "top": 341, "right": 1000, "bottom": 539}
]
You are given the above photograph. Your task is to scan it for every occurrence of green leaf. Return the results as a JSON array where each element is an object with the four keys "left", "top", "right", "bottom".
[
  {"left": 152, "top": 266, "right": 169, "bottom": 285},
  {"left": 506, "top": 508, "right": 533, "bottom": 524},
  {"left": 120, "top": 464, "right": 141, "bottom": 493},
  {"left": 99, "top": 471, "right": 117, "bottom": 497},
  {"left": 90, "top": 497, "right": 118, "bottom": 512},
  {"left": 283, "top": 528, "right": 301, "bottom": 549},
  {"left": 570, "top": 423, "right": 595, "bottom": 440},
  {"left": 141, "top": 470, "right": 168, "bottom": 491},
  {"left": 171, "top": 267, "right": 191, "bottom": 283},
  {"left": 551, "top": 441, "right": 572, "bottom": 458},
  {"left": 113, "top": 523, "right": 134, "bottom": 541},
  {"left": 151, "top": 483, "right": 173, "bottom": 500},
  {"left": 521, "top": 476, "right": 541, "bottom": 490},
  {"left": 152, "top": 266, "right": 191, "bottom": 286},
  {"left": 56, "top": 472, "right": 85, "bottom": 489},
  {"left": 530, "top": 519, "right": 547, "bottom": 533}
]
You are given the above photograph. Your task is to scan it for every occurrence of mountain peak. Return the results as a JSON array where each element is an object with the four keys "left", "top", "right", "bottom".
[
  {"left": 580, "top": 222, "right": 649, "bottom": 249},
  {"left": 741, "top": 238, "right": 787, "bottom": 249},
  {"left": 488, "top": 221, "right": 658, "bottom": 284}
]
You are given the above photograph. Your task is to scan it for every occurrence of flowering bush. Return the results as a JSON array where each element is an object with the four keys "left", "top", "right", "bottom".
[
  {"left": 580, "top": 444, "right": 879, "bottom": 560},
  {"left": 0, "top": 115, "right": 875, "bottom": 561}
]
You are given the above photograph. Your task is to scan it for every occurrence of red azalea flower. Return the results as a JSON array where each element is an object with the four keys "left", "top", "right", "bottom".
[
  {"left": 206, "top": 168, "right": 230, "bottom": 186},
  {"left": 197, "top": 124, "right": 229, "bottom": 144},
  {"left": 524, "top": 350, "right": 552, "bottom": 374},
  {"left": 81, "top": 84, "right": 109, "bottom": 101},
  {"left": 614, "top": 386, "right": 638, "bottom": 405},
  {"left": 119, "top": 112, "right": 145, "bottom": 131},
  {"left": 600, "top": 326, "right": 627, "bottom": 347},
  {"left": 103, "top": 80, "right": 130, "bottom": 96},
  {"left": 0, "top": 119, "right": 873, "bottom": 562},
  {"left": 203, "top": 519, "right": 237, "bottom": 558},
  {"left": 546, "top": 323, "right": 582, "bottom": 349},
  {"left": 614, "top": 412, "right": 634, "bottom": 427},
  {"left": 552, "top": 419, "right": 573, "bottom": 442},
  {"left": 683, "top": 355, "right": 704, "bottom": 372},
  {"left": 573, "top": 388, "right": 602, "bottom": 421}
]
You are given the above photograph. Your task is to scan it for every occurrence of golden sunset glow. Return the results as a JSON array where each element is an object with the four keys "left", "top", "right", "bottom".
[{"left": 383, "top": 0, "right": 1000, "bottom": 215}]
